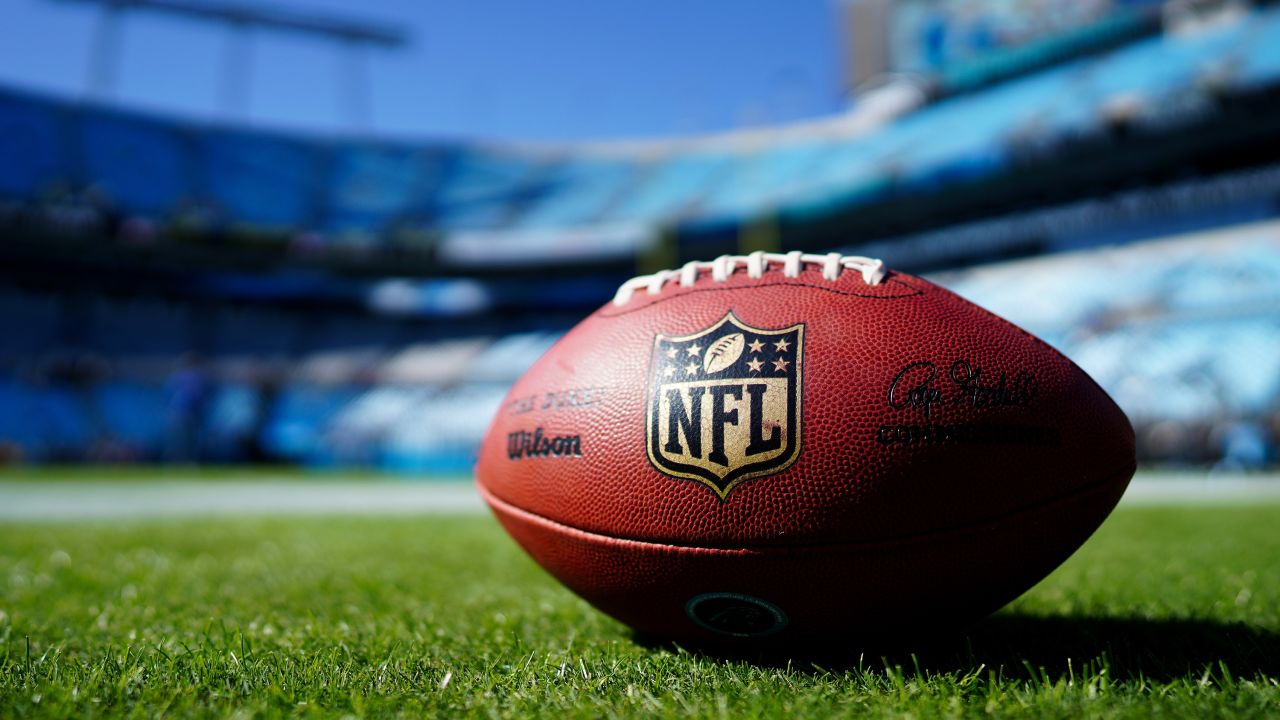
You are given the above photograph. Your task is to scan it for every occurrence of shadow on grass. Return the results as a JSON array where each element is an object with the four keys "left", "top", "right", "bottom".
[{"left": 637, "top": 615, "right": 1280, "bottom": 682}]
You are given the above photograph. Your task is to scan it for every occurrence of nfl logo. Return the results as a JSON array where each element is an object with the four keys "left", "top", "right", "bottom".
[{"left": 646, "top": 312, "right": 804, "bottom": 499}]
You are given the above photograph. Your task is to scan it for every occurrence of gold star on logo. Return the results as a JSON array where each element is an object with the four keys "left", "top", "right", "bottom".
[
  {"left": 665, "top": 347, "right": 679, "bottom": 359},
  {"left": 773, "top": 337, "right": 791, "bottom": 353},
  {"left": 663, "top": 365, "right": 676, "bottom": 377},
  {"left": 686, "top": 362, "right": 699, "bottom": 375},
  {"left": 746, "top": 357, "right": 764, "bottom": 373},
  {"left": 772, "top": 357, "right": 790, "bottom": 372},
  {"left": 747, "top": 338, "right": 765, "bottom": 354},
  {"left": 686, "top": 344, "right": 701, "bottom": 357}
]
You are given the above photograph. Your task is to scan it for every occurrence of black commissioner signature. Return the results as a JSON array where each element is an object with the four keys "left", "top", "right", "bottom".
[{"left": 887, "top": 359, "right": 1038, "bottom": 418}]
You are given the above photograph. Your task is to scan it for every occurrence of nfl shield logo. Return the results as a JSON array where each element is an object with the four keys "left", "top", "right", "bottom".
[{"left": 646, "top": 312, "right": 804, "bottom": 499}]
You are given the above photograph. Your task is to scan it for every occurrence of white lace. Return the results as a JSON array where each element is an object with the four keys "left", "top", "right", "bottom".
[{"left": 612, "top": 251, "right": 887, "bottom": 306}]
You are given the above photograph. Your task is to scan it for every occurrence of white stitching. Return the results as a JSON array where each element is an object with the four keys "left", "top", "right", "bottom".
[
  {"left": 783, "top": 250, "right": 803, "bottom": 278},
  {"left": 613, "top": 252, "right": 887, "bottom": 306}
]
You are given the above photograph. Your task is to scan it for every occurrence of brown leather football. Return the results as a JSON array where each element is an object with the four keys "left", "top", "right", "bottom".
[{"left": 476, "top": 251, "right": 1135, "bottom": 644}]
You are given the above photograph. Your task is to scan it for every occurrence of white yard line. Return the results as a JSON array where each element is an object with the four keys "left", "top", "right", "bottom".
[
  {"left": 1119, "top": 474, "right": 1280, "bottom": 505},
  {"left": 0, "top": 472, "right": 1276, "bottom": 521},
  {"left": 0, "top": 480, "right": 485, "bottom": 520}
]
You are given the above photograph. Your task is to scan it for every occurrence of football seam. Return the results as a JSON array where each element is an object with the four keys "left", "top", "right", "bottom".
[
  {"left": 477, "top": 459, "right": 1135, "bottom": 555},
  {"left": 598, "top": 275, "right": 925, "bottom": 318}
]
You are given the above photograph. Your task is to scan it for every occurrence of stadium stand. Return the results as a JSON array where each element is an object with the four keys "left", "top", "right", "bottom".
[
  {"left": 79, "top": 109, "right": 193, "bottom": 219},
  {"left": 0, "top": 220, "right": 1273, "bottom": 470},
  {"left": 259, "top": 382, "right": 364, "bottom": 463},
  {"left": 938, "top": 222, "right": 1280, "bottom": 424},
  {"left": 510, "top": 155, "right": 638, "bottom": 229},
  {"left": 0, "top": 91, "right": 69, "bottom": 200},
  {"left": 430, "top": 146, "right": 544, "bottom": 230},
  {"left": 203, "top": 129, "right": 324, "bottom": 230},
  {"left": 2, "top": 3, "right": 1279, "bottom": 254},
  {"left": 0, "top": 288, "right": 60, "bottom": 355},
  {"left": 607, "top": 153, "right": 732, "bottom": 223},
  {"left": 325, "top": 142, "right": 438, "bottom": 238}
]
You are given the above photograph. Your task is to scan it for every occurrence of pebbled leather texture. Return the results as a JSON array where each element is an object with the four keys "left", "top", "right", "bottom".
[{"left": 476, "top": 265, "right": 1136, "bottom": 642}]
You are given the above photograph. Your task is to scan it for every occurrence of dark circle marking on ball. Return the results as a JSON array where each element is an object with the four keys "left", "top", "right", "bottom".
[{"left": 685, "top": 592, "right": 788, "bottom": 638}]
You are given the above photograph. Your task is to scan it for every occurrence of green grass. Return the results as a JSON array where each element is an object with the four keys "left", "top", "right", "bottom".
[
  {"left": 0, "top": 466, "right": 429, "bottom": 483},
  {"left": 2, "top": 504, "right": 1279, "bottom": 718}
]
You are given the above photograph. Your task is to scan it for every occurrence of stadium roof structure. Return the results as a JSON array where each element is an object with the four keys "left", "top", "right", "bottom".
[
  {"left": 58, "top": 0, "right": 405, "bottom": 126},
  {"left": 56, "top": 0, "right": 408, "bottom": 45}
]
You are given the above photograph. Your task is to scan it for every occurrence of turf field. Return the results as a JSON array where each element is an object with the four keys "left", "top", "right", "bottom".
[{"left": 1, "top": 485, "right": 1278, "bottom": 718}]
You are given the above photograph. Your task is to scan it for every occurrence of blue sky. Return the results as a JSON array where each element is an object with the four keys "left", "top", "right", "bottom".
[{"left": 0, "top": 0, "right": 848, "bottom": 141}]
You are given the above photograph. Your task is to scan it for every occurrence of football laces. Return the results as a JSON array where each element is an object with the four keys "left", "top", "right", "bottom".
[{"left": 613, "top": 251, "right": 886, "bottom": 306}]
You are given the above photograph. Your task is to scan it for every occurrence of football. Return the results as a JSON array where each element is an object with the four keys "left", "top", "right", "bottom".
[{"left": 476, "top": 251, "right": 1136, "bottom": 644}]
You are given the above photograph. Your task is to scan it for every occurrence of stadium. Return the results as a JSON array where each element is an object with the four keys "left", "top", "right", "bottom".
[{"left": 1, "top": 0, "right": 1278, "bottom": 716}]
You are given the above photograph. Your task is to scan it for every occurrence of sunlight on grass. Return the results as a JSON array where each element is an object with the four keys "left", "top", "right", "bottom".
[{"left": 1, "top": 507, "right": 1278, "bottom": 717}]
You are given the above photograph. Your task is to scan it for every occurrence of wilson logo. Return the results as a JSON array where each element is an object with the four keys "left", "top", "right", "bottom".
[
  {"left": 507, "top": 428, "right": 583, "bottom": 460},
  {"left": 646, "top": 312, "right": 804, "bottom": 499}
]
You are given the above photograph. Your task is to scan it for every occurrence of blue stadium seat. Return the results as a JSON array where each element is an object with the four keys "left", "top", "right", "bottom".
[
  {"left": 320, "top": 384, "right": 434, "bottom": 466},
  {"left": 938, "top": 225, "right": 1280, "bottom": 423},
  {"left": 0, "top": 380, "right": 46, "bottom": 450},
  {"left": 94, "top": 382, "right": 167, "bottom": 450},
  {"left": 430, "top": 147, "right": 544, "bottom": 229},
  {"left": 0, "top": 381, "right": 93, "bottom": 457},
  {"left": 210, "top": 307, "right": 302, "bottom": 356},
  {"left": 892, "top": 95, "right": 1014, "bottom": 189},
  {"left": 1236, "top": 6, "right": 1280, "bottom": 89},
  {"left": 1206, "top": 318, "right": 1280, "bottom": 412},
  {"left": 695, "top": 143, "right": 830, "bottom": 221},
  {"left": 1103, "top": 320, "right": 1265, "bottom": 420},
  {"left": 86, "top": 297, "right": 190, "bottom": 356},
  {"left": 303, "top": 314, "right": 404, "bottom": 352},
  {"left": 1158, "top": 17, "right": 1252, "bottom": 88},
  {"left": 465, "top": 332, "right": 561, "bottom": 383},
  {"left": 898, "top": 59, "right": 1093, "bottom": 183},
  {"left": 204, "top": 382, "right": 261, "bottom": 456},
  {"left": 380, "top": 383, "right": 507, "bottom": 473},
  {"left": 777, "top": 129, "right": 906, "bottom": 220},
  {"left": 1158, "top": 239, "right": 1280, "bottom": 312},
  {"left": 38, "top": 385, "right": 95, "bottom": 454},
  {"left": 1068, "top": 18, "right": 1247, "bottom": 121},
  {"left": 0, "top": 289, "right": 60, "bottom": 354},
  {"left": 605, "top": 153, "right": 732, "bottom": 223},
  {"left": 260, "top": 383, "right": 360, "bottom": 461},
  {"left": 325, "top": 142, "right": 441, "bottom": 234},
  {"left": 204, "top": 381, "right": 259, "bottom": 438},
  {"left": 0, "top": 89, "right": 72, "bottom": 199},
  {"left": 511, "top": 156, "right": 637, "bottom": 229},
  {"left": 789, "top": 135, "right": 883, "bottom": 196},
  {"left": 78, "top": 109, "right": 192, "bottom": 217},
  {"left": 201, "top": 129, "right": 323, "bottom": 229}
]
